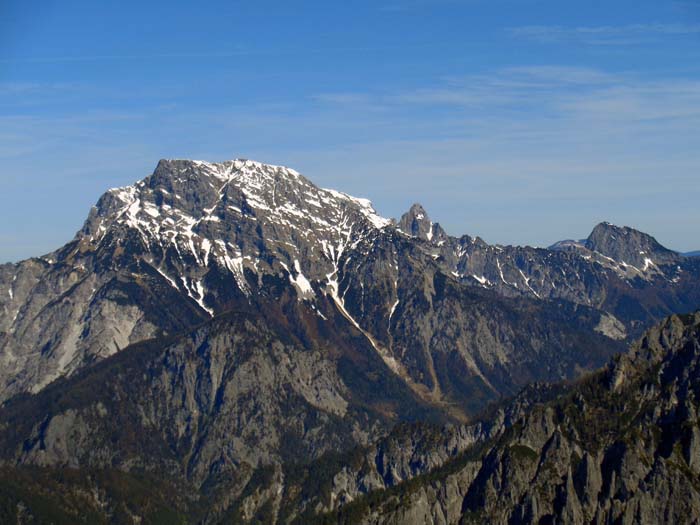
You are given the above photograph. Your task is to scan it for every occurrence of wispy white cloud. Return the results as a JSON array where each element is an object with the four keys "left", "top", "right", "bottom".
[
  {"left": 469, "top": 68, "right": 691, "bottom": 122},
  {"left": 509, "top": 23, "right": 700, "bottom": 45},
  {"left": 0, "top": 81, "right": 79, "bottom": 99},
  {"left": 315, "top": 65, "right": 700, "bottom": 125},
  {"left": 312, "top": 93, "right": 376, "bottom": 106},
  {"left": 376, "top": 0, "right": 469, "bottom": 13},
  {"left": 0, "top": 50, "right": 254, "bottom": 65},
  {"left": 556, "top": 80, "right": 700, "bottom": 123},
  {"left": 386, "top": 67, "right": 626, "bottom": 111}
]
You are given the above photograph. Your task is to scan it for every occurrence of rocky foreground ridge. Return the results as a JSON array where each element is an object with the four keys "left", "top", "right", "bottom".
[
  {"left": 304, "top": 310, "right": 700, "bottom": 524},
  {"left": 0, "top": 310, "right": 698, "bottom": 523}
]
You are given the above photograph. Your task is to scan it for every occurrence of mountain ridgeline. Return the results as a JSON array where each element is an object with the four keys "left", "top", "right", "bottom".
[{"left": 0, "top": 158, "right": 699, "bottom": 523}]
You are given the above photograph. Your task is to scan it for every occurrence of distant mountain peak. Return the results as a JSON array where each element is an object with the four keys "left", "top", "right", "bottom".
[
  {"left": 84, "top": 157, "right": 390, "bottom": 244},
  {"left": 548, "top": 239, "right": 586, "bottom": 251},
  {"left": 588, "top": 221, "right": 631, "bottom": 237},
  {"left": 585, "top": 221, "right": 679, "bottom": 268},
  {"left": 398, "top": 203, "right": 444, "bottom": 242}
]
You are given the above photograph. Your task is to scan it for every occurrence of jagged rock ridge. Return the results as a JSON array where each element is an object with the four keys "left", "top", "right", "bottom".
[{"left": 0, "top": 158, "right": 698, "bottom": 406}]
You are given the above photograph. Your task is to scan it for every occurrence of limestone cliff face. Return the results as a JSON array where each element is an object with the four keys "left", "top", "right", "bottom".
[
  {"left": 307, "top": 312, "right": 700, "bottom": 525},
  {"left": 2, "top": 313, "right": 698, "bottom": 524}
]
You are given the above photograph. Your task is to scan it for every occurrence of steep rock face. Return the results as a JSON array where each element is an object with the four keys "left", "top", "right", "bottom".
[
  {"left": 0, "top": 279, "right": 623, "bottom": 479},
  {"left": 265, "top": 384, "right": 566, "bottom": 523},
  {"left": 324, "top": 229, "right": 625, "bottom": 415},
  {"left": 0, "top": 253, "right": 207, "bottom": 398},
  {"left": 0, "top": 298, "right": 433, "bottom": 493},
  {"left": 313, "top": 312, "right": 700, "bottom": 525},
  {"left": 11, "top": 312, "right": 697, "bottom": 524}
]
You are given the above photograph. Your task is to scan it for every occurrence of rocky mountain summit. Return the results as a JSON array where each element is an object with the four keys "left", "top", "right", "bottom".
[
  {"left": 584, "top": 221, "right": 681, "bottom": 268},
  {"left": 0, "top": 158, "right": 699, "bottom": 522}
]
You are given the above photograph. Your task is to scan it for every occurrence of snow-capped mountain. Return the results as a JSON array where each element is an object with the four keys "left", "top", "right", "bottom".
[
  {"left": 80, "top": 159, "right": 391, "bottom": 311},
  {"left": 0, "top": 158, "right": 698, "bottom": 407}
]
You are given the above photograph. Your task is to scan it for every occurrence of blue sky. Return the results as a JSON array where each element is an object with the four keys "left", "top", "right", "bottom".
[{"left": 1, "top": 0, "right": 699, "bottom": 261}]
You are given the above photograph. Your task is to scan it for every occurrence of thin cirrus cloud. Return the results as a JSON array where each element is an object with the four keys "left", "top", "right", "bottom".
[
  {"left": 307, "top": 66, "right": 700, "bottom": 168},
  {"left": 376, "top": 0, "right": 467, "bottom": 12},
  {"left": 387, "top": 67, "right": 624, "bottom": 110},
  {"left": 509, "top": 23, "right": 700, "bottom": 45},
  {"left": 315, "top": 65, "right": 700, "bottom": 124}
]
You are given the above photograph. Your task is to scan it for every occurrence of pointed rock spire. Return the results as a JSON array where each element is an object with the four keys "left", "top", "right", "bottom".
[
  {"left": 398, "top": 203, "right": 447, "bottom": 243},
  {"left": 399, "top": 203, "right": 433, "bottom": 240}
]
